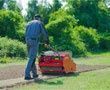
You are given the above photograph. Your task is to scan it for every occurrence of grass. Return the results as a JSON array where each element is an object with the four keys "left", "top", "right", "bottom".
[
  {"left": 13, "top": 68, "right": 110, "bottom": 90},
  {"left": 88, "top": 51, "right": 110, "bottom": 57},
  {"left": 12, "top": 52, "right": 110, "bottom": 90},
  {"left": 74, "top": 51, "right": 110, "bottom": 65},
  {"left": 0, "top": 57, "right": 26, "bottom": 68},
  {"left": 0, "top": 51, "right": 109, "bottom": 69},
  {"left": 0, "top": 51, "right": 110, "bottom": 68}
]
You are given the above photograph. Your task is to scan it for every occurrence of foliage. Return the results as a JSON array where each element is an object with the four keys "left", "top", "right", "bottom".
[
  {"left": 99, "top": 33, "right": 110, "bottom": 50},
  {"left": 36, "top": 4, "right": 52, "bottom": 24},
  {"left": 0, "top": 37, "right": 26, "bottom": 58},
  {"left": 0, "top": 57, "right": 26, "bottom": 64},
  {"left": 46, "top": 10, "right": 87, "bottom": 56},
  {"left": 73, "top": 26, "right": 100, "bottom": 51},
  {"left": 0, "top": 0, "right": 4, "bottom": 9},
  {"left": 26, "top": 1, "right": 50, "bottom": 24},
  {"left": 46, "top": 9, "right": 102, "bottom": 56},
  {"left": 0, "top": 0, "right": 109, "bottom": 57},
  {"left": 48, "top": 9, "right": 77, "bottom": 28},
  {"left": 26, "top": 0, "right": 39, "bottom": 21},
  {"left": 7, "top": 0, "right": 21, "bottom": 12},
  {"left": 0, "top": 57, "right": 13, "bottom": 63},
  {"left": 46, "top": 9, "right": 77, "bottom": 41},
  {"left": 52, "top": 0, "right": 62, "bottom": 12},
  {"left": 67, "top": 0, "right": 110, "bottom": 32},
  {"left": 26, "top": 0, "right": 62, "bottom": 24},
  {"left": 0, "top": 10, "right": 25, "bottom": 40}
]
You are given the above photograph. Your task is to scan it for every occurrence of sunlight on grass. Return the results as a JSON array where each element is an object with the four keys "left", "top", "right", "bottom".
[
  {"left": 74, "top": 52, "right": 110, "bottom": 65},
  {"left": 0, "top": 57, "right": 26, "bottom": 68},
  {"left": 0, "top": 52, "right": 110, "bottom": 67},
  {"left": 13, "top": 68, "right": 110, "bottom": 90},
  {"left": 74, "top": 57, "right": 110, "bottom": 65},
  {"left": 0, "top": 52, "right": 110, "bottom": 90}
]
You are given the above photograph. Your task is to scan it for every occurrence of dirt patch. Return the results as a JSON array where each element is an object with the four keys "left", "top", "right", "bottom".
[
  {"left": 76, "top": 64, "right": 110, "bottom": 73},
  {"left": 0, "top": 64, "right": 110, "bottom": 80},
  {"left": 0, "top": 65, "right": 24, "bottom": 80}
]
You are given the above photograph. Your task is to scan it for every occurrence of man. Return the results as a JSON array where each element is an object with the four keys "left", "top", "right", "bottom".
[{"left": 25, "top": 15, "right": 49, "bottom": 80}]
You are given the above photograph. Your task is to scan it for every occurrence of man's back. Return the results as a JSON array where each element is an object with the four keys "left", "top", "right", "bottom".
[{"left": 25, "top": 20, "right": 42, "bottom": 39}]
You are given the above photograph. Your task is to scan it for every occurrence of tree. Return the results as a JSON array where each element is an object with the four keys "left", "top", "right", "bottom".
[
  {"left": 0, "top": 10, "right": 24, "bottom": 40},
  {"left": 0, "top": 0, "right": 4, "bottom": 9},
  {"left": 52, "top": 0, "right": 62, "bottom": 12},
  {"left": 66, "top": 0, "right": 110, "bottom": 32},
  {"left": 37, "top": 3, "right": 52, "bottom": 24},
  {"left": 26, "top": 0, "right": 39, "bottom": 21},
  {"left": 7, "top": 0, "right": 21, "bottom": 12},
  {"left": 38, "top": 0, "right": 62, "bottom": 24},
  {"left": 26, "top": 0, "right": 52, "bottom": 24},
  {"left": 46, "top": 10, "right": 88, "bottom": 56}
]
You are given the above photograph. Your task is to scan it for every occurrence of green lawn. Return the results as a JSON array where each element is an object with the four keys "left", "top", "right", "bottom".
[
  {"left": 74, "top": 52, "right": 110, "bottom": 65},
  {"left": 0, "top": 57, "right": 26, "bottom": 68},
  {"left": 13, "top": 68, "right": 110, "bottom": 90},
  {"left": 0, "top": 52, "right": 110, "bottom": 90},
  {"left": 0, "top": 52, "right": 110, "bottom": 67}
]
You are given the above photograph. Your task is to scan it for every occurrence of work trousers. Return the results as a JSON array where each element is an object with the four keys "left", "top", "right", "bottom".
[{"left": 25, "top": 39, "right": 38, "bottom": 78}]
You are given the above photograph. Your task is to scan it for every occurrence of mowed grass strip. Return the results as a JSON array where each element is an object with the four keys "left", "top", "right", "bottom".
[
  {"left": 0, "top": 52, "right": 110, "bottom": 68},
  {"left": 74, "top": 52, "right": 110, "bottom": 65},
  {"left": 13, "top": 68, "right": 110, "bottom": 90},
  {"left": 0, "top": 57, "right": 26, "bottom": 68}
]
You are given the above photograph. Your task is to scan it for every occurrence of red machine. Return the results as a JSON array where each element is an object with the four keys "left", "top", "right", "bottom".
[{"left": 38, "top": 51, "right": 76, "bottom": 74}]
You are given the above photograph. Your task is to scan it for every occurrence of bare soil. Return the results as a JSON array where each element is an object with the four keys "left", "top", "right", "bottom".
[
  {"left": 0, "top": 64, "right": 110, "bottom": 80},
  {"left": 0, "top": 65, "right": 24, "bottom": 80}
]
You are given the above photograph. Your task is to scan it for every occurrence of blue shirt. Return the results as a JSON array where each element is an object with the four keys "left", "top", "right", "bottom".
[{"left": 25, "top": 20, "right": 48, "bottom": 42}]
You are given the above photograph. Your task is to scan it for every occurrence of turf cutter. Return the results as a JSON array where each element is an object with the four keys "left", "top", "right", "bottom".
[{"left": 38, "top": 45, "right": 76, "bottom": 74}]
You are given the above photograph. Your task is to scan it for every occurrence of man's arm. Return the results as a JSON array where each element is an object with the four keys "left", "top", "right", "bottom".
[
  {"left": 39, "top": 23, "right": 49, "bottom": 44},
  {"left": 25, "top": 24, "right": 29, "bottom": 38}
]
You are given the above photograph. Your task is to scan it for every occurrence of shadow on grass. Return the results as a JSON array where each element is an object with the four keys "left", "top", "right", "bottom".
[
  {"left": 62, "top": 72, "right": 79, "bottom": 77},
  {"left": 40, "top": 72, "right": 79, "bottom": 77},
  {"left": 34, "top": 79, "right": 63, "bottom": 85},
  {"left": 33, "top": 72, "right": 79, "bottom": 85}
]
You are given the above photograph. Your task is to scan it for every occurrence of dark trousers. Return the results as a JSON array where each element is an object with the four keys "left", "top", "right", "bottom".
[{"left": 25, "top": 41, "right": 38, "bottom": 78}]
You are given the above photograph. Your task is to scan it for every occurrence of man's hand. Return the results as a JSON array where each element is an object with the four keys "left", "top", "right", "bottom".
[{"left": 44, "top": 44, "right": 49, "bottom": 48}]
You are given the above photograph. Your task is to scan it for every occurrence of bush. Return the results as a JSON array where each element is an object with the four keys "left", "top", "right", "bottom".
[
  {"left": 46, "top": 9, "right": 101, "bottom": 56},
  {"left": 0, "top": 37, "right": 26, "bottom": 58},
  {"left": 0, "top": 10, "right": 25, "bottom": 40},
  {"left": 46, "top": 10, "right": 87, "bottom": 56},
  {"left": 0, "top": 57, "right": 13, "bottom": 63},
  {"left": 59, "top": 30, "right": 87, "bottom": 56},
  {"left": 67, "top": 0, "right": 110, "bottom": 33},
  {"left": 46, "top": 9, "right": 78, "bottom": 39},
  {"left": 99, "top": 34, "right": 110, "bottom": 51},
  {"left": 73, "top": 26, "right": 100, "bottom": 51},
  {"left": 0, "top": 57, "right": 25, "bottom": 64}
]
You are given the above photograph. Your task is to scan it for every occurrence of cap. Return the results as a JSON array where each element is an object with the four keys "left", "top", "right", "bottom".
[{"left": 34, "top": 14, "right": 41, "bottom": 19}]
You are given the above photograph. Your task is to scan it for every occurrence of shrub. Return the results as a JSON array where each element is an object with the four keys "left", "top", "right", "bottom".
[
  {"left": 46, "top": 10, "right": 101, "bottom": 56},
  {"left": 59, "top": 30, "right": 87, "bottom": 56},
  {"left": 46, "top": 10, "right": 87, "bottom": 56},
  {"left": 73, "top": 26, "right": 100, "bottom": 51},
  {"left": 0, "top": 57, "right": 13, "bottom": 63},
  {"left": 46, "top": 9, "right": 78, "bottom": 44},
  {"left": 0, "top": 57, "right": 25, "bottom": 64},
  {"left": 99, "top": 34, "right": 110, "bottom": 51},
  {"left": 0, "top": 10, "right": 25, "bottom": 40},
  {"left": 0, "top": 37, "right": 26, "bottom": 58},
  {"left": 67, "top": 0, "right": 110, "bottom": 33}
]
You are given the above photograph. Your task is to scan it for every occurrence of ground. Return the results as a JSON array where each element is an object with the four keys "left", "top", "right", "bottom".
[
  {"left": 13, "top": 68, "right": 110, "bottom": 90},
  {"left": 0, "top": 65, "right": 24, "bottom": 80},
  {"left": 0, "top": 52, "right": 110, "bottom": 90},
  {"left": 0, "top": 64, "right": 110, "bottom": 81}
]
